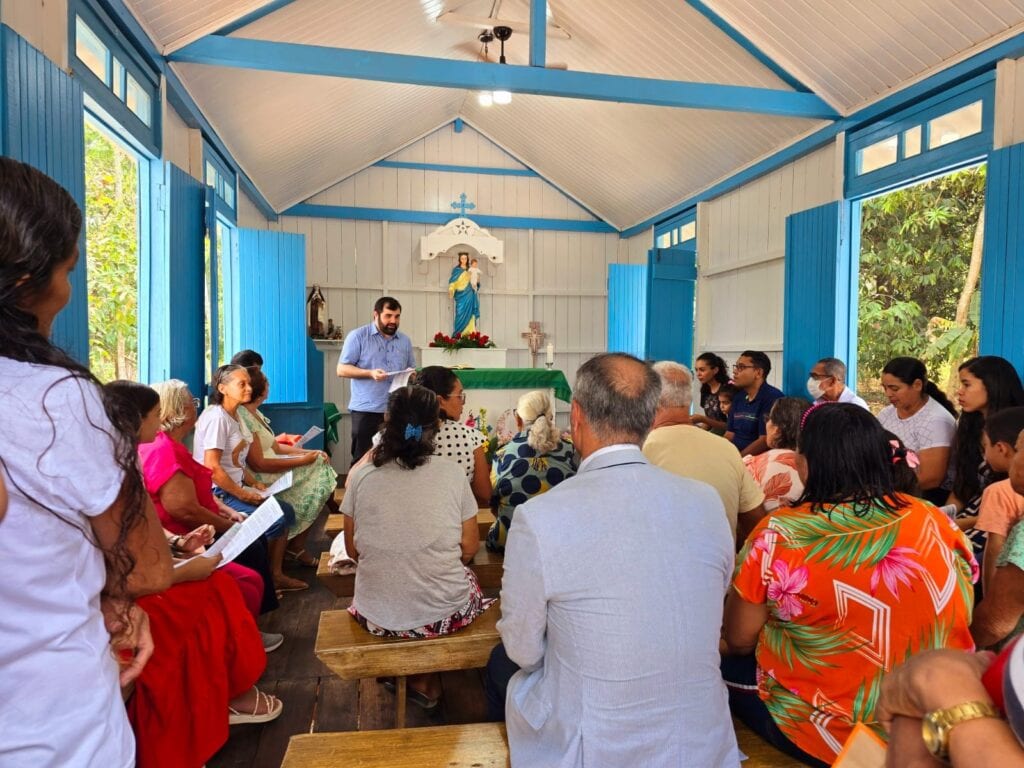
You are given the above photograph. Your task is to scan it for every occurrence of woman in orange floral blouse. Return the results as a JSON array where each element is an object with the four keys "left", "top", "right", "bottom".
[{"left": 723, "top": 403, "right": 977, "bottom": 766}]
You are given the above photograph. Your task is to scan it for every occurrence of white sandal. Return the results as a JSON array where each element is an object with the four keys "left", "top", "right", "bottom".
[{"left": 228, "top": 688, "right": 283, "bottom": 725}]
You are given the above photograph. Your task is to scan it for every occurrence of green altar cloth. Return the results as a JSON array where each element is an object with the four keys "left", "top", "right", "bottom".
[{"left": 452, "top": 368, "right": 572, "bottom": 403}]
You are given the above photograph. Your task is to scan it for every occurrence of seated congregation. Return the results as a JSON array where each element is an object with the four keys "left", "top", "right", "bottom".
[{"left": 8, "top": 154, "right": 1024, "bottom": 768}]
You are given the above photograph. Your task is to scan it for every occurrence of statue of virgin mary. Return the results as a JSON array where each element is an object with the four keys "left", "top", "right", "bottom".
[{"left": 448, "top": 251, "right": 480, "bottom": 336}]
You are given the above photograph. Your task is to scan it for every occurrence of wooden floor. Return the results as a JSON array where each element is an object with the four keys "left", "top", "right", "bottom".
[{"left": 208, "top": 512, "right": 490, "bottom": 768}]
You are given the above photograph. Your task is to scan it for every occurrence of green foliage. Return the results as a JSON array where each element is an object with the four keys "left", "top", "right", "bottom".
[
  {"left": 858, "top": 166, "right": 985, "bottom": 406},
  {"left": 84, "top": 122, "right": 139, "bottom": 383}
]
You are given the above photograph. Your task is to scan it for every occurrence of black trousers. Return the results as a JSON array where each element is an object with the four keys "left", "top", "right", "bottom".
[{"left": 350, "top": 410, "right": 384, "bottom": 464}]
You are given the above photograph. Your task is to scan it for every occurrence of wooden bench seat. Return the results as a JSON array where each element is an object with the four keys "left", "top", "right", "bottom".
[
  {"left": 282, "top": 723, "right": 509, "bottom": 768},
  {"left": 326, "top": 508, "right": 493, "bottom": 540},
  {"left": 316, "top": 601, "right": 501, "bottom": 727},
  {"left": 477, "top": 508, "right": 495, "bottom": 539},
  {"left": 317, "top": 548, "right": 504, "bottom": 598},
  {"left": 280, "top": 718, "right": 800, "bottom": 767}
]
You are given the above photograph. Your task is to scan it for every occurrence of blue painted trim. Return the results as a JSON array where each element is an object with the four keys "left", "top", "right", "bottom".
[
  {"left": 169, "top": 37, "right": 838, "bottom": 119},
  {"left": 653, "top": 208, "right": 697, "bottom": 242},
  {"left": 453, "top": 117, "right": 464, "bottom": 133},
  {"left": 683, "top": 0, "right": 811, "bottom": 94},
  {"left": 375, "top": 160, "right": 537, "bottom": 176},
  {"left": 213, "top": 0, "right": 299, "bottom": 37},
  {"left": 620, "top": 30, "right": 1024, "bottom": 237},
  {"left": 283, "top": 203, "right": 618, "bottom": 233},
  {"left": 92, "top": 0, "right": 279, "bottom": 220},
  {"left": 530, "top": 0, "right": 546, "bottom": 68}
]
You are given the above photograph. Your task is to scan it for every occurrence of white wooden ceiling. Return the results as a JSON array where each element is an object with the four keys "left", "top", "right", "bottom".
[{"left": 126, "top": 0, "right": 1024, "bottom": 228}]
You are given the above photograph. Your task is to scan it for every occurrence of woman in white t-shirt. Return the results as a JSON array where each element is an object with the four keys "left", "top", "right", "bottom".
[
  {"left": 0, "top": 157, "right": 172, "bottom": 766},
  {"left": 192, "top": 364, "right": 303, "bottom": 592},
  {"left": 417, "top": 366, "right": 490, "bottom": 506},
  {"left": 876, "top": 357, "right": 958, "bottom": 505}
]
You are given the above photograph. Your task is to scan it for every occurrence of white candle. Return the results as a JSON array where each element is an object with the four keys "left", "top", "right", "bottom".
[{"left": 546, "top": 343, "right": 554, "bottom": 365}]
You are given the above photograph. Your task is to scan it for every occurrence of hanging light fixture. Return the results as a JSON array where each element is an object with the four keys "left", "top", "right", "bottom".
[{"left": 475, "top": 27, "right": 513, "bottom": 106}]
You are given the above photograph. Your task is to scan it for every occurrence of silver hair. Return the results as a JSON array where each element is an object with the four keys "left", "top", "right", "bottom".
[
  {"left": 516, "top": 390, "right": 561, "bottom": 454},
  {"left": 818, "top": 357, "right": 847, "bottom": 381},
  {"left": 573, "top": 353, "right": 661, "bottom": 444},
  {"left": 651, "top": 361, "right": 693, "bottom": 410},
  {"left": 151, "top": 379, "right": 193, "bottom": 432}
]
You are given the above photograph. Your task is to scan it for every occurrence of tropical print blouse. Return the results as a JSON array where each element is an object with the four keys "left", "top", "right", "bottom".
[
  {"left": 733, "top": 495, "right": 977, "bottom": 763},
  {"left": 743, "top": 448, "right": 803, "bottom": 513}
]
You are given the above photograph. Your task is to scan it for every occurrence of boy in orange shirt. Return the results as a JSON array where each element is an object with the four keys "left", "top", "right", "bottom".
[{"left": 977, "top": 407, "right": 1024, "bottom": 594}]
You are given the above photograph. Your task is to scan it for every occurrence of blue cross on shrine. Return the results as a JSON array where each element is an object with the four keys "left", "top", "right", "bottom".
[{"left": 451, "top": 192, "right": 476, "bottom": 217}]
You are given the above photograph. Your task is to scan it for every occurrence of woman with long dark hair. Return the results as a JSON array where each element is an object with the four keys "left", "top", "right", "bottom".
[
  {"left": 950, "top": 356, "right": 1024, "bottom": 571},
  {"left": 877, "top": 357, "right": 958, "bottom": 505},
  {"left": 723, "top": 404, "right": 975, "bottom": 767},
  {"left": 0, "top": 157, "right": 172, "bottom": 764},
  {"left": 343, "top": 385, "right": 494, "bottom": 709},
  {"left": 691, "top": 352, "right": 731, "bottom": 433}
]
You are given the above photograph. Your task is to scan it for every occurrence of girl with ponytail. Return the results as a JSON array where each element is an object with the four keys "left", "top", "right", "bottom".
[{"left": 486, "top": 390, "right": 577, "bottom": 552}]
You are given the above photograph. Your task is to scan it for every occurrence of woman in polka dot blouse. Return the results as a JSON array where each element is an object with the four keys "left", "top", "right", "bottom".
[{"left": 486, "top": 390, "right": 577, "bottom": 552}]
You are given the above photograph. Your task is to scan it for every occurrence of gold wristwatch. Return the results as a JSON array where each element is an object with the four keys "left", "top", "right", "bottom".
[{"left": 921, "top": 700, "right": 1001, "bottom": 760}]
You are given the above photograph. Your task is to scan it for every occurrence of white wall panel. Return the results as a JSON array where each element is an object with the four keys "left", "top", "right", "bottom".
[
  {"left": 3, "top": 0, "right": 68, "bottom": 68},
  {"left": 696, "top": 144, "right": 839, "bottom": 388}
]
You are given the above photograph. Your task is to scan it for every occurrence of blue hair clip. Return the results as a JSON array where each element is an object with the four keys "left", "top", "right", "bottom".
[{"left": 404, "top": 423, "right": 423, "bottom": 441}]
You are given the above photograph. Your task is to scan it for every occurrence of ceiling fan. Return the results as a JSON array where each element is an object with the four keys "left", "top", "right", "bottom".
[{"left": 453, "top": 24, "right": 569, "bottom": 70}]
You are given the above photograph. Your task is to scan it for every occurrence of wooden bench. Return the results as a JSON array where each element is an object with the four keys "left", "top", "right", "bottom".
[
  {"left": 280, "top": 718, "right": 801, "bottom": 767},
  {"left": 317, "top": 548, "right": 504, "bottom": 598},
  {"left": 282, "top": 723, "right": 509, "bottom": 768},
  {"left": 315, "top": 602, "right": 501, "bottom": 727},
  {"left": 477, "top": 508, "right": 495, "bottom": 539}
]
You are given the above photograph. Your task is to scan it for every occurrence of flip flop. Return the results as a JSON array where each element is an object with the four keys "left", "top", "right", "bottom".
[
  {"left": 285, "top": 548, "right": 318, "bottom": 567},
  {"left": 229, "top": 689, "right": 283, "bottom": 725},
  {"left": 274, "top": 577, "right": 309, "bottom": 593},
  {"left": 378, "top": 678, "right": 440, "bottom": 710}
]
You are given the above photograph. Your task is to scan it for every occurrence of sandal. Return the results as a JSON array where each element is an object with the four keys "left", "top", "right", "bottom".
[
  {"left": 285, "top": 548, "right": 318, "bottom": 567},
  {"left": 378, "top": 678, "right": 441, "bottom": 711},
  {"left": 274, "top": 575, "right": 309, "bottom": 593},
  {"left": 228, "top": 689, "right": 283, "bottom": 725}
]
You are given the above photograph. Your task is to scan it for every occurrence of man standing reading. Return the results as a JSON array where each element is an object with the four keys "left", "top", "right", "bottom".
[{"left": 336, "top": 297, "right": 416, "bottom": 462}]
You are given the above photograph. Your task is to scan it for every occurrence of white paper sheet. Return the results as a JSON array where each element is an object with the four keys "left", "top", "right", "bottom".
[
  {"left": 294, "top": 425, "right": 324, "bottom": 447},
  {"left": 387, "top": 367, "right": 417, "bottom": 392},
  {"left": 255, "top": 470, "right": 293, "bottom": 499},
  {"left": 210, "top": 497, "right": 284, "bottom": 567}
]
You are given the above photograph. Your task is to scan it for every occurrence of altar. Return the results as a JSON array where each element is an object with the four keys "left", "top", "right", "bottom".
[{"left": 450, "top": 367, "right": 572, "bottom": 432}]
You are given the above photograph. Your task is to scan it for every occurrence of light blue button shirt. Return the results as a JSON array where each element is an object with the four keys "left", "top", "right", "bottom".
[{"left": 339, "top": 322, "right": 416, "bottom": 413}]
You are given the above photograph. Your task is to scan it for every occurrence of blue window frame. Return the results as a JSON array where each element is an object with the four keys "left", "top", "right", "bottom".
[
  {"left": 205, "top": 142, "right": 238, "bottom": 223},
  {"left": 654, "top": 209, "right": 696, "bottom": 249},
  {"left": 845, "top": 72, "right": 994, "bottom": 200},
  {"left": 69, "top": 0, "right": 160, "bottom": 156}
]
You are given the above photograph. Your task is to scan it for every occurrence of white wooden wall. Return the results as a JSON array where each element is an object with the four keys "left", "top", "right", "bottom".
[
  {"left": 695, "top": 143, "right": 840, "bottom": 388},
  {"left": 259, "top": 123, "right": 644, "bottom": 468},
  {"left": 2, "top": 0, "right": 68, "bottom": 67}
]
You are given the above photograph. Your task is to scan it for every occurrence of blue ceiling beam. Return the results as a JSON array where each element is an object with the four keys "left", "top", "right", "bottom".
[
  {"left": 213, "top": 0, "right": 300, "bottom": 37},
  {"left": 530, "top": 0, "right": 546, "bottom": 68},
  {"left": 683, "top": 0, "right": 812, "bottom": 94},
  {"left": 169, "top": 36, "right": 839, "bottom": 120}
]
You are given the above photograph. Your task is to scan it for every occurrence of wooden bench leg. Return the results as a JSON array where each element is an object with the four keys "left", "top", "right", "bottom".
[{"left": 395, "top": 675, "right": 407, "bottom": 728}]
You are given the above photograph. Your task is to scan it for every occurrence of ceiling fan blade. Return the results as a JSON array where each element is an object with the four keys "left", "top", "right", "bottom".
[{"left": 435, "top": 11, "right": 571, "bottom": 40}]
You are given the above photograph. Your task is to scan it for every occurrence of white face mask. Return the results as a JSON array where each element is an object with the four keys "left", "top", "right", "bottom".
[{"left": 807, "top": 377, "right": 826, "bottom": 400}]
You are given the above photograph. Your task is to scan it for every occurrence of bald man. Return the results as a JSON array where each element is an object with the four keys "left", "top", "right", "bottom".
[{"left": 487, "top": 353, "right": 740, "bottom": 768}]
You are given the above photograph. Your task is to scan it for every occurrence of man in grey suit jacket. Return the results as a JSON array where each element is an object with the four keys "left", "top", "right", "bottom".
[{"left": 487, "top": 353, "right": 741, "bottom": 767}]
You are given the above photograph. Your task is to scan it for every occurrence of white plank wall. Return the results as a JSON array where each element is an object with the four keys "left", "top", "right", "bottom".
[
  {"left": 2, "top": 0, "right": 68, "bottom": 67},
  {"left": 695, "top": 144, "right": 839, "bottom": 388},
  {"left": 264, "top": 123, "right": 647, "bottom": 469}
]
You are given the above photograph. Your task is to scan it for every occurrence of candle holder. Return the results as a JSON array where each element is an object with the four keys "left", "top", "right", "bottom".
[{"left": 545, "top": 361, "right": 554, "bottom": 370}]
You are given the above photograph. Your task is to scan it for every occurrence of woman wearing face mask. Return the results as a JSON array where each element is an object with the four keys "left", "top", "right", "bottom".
[{"left": 876, "top": 357, "right": 959, "bottom": 506}]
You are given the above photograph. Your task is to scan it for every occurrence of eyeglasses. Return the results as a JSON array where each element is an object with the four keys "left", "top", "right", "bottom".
[
  {"left": 446, "top": 391, "right": 467, "bottom": 403},
  {"left": 732, "top": 364, "right": 756, "bottom": 371},
  {"left": 809, "top": 373, "right": 833, "bottom": 381},
  {"left": 191, "top": 397, "right": 201, "bottom": 408}
]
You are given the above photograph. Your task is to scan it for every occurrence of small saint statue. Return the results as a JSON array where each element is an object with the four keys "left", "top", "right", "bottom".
[{"left": 307, "top": 284, "right": 326, "bottom": 337}]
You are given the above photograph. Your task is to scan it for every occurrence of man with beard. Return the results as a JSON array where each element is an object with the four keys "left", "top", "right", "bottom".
[{"left": 337, "top": 297, "right": 416, "bottom": 462}]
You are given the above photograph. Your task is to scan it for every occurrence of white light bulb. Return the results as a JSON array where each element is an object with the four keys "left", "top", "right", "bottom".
[
  {"left": 493, "top": 89, "right": 512, "bottom": 105},
  {"left": 478, "top": 91, "right": 494, "bottom": 107}
]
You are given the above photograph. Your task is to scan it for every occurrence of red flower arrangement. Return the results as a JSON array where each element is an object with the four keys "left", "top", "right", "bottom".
[{"left": 429, "top": 330, "right": 496, "bottom": 351}]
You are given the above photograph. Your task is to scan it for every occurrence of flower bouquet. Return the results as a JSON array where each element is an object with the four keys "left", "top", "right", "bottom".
[{"left": 429, "top": 330, "right": 496, "bottom": 352}]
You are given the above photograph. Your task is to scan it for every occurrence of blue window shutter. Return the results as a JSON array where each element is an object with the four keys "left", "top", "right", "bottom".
[
  {"left": 2, "top": 27, "right": 88, "bottom": 363},
  {"left": 646, "top": 246, "right": 696, "bottom": 365},
  {"left": 980, "top": 143, "right": 1024, "bottom": 374},
  {"left": 782, "top": 202, "right": 851, "bottom": 395},
  {"left": 607, "top": 264, "right": 648, "bottom": 358},
  {"left": 234, "top": 229, "right": 308, "bottom": 403},
  {"left": 141, "top": 162, "right": 205, "bottom": 395}
]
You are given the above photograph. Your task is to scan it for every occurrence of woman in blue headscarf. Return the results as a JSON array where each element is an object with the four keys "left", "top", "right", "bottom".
[{"left": 448, "top": 252, "right": 479, "bottom": 336}]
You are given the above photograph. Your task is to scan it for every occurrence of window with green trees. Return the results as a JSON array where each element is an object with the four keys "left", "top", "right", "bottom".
[
  {"left": 857, "top": 164, "right": 985, "bottom": 410},
  {"left": 84, "top": 118, "right": 140, "bottom": 382}
]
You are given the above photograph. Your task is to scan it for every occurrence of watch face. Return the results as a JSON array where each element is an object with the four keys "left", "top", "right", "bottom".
[{"left": 921, "top": 716, "right": 945, "bottom": 756}]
